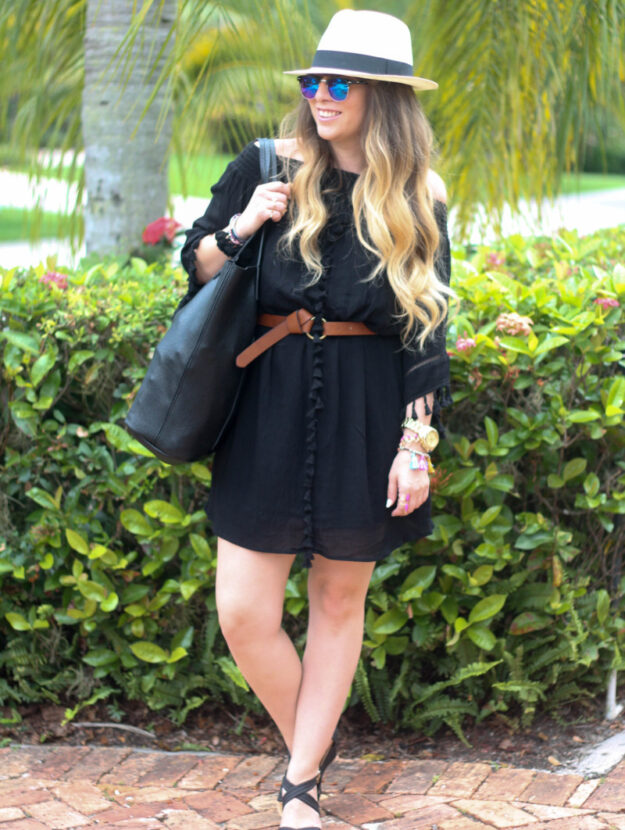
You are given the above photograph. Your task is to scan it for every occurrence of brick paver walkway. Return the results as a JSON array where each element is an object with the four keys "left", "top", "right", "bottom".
[{"left": 1, "top": 745, "right": 625, "bottom": 829}]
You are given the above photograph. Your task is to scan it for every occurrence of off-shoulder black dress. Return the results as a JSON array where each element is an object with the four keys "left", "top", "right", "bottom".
[{"left": 180, "top": 141, "right": 451, "bottom": 566}]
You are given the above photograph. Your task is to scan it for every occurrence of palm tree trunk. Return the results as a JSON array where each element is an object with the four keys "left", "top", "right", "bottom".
[{"left": 82, "top": 0, "right": 175, "bottom": 256}]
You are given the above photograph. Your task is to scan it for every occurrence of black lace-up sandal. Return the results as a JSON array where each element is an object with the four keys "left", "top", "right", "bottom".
[
  {"left": 278, "top": 735, "right": 338, "bottom": 806},
  {"left": 317, "top": 737, "right": 337, "bottom": 797},
  {"left": 279, "top": 775, "right": 321, "bottom": 830}
]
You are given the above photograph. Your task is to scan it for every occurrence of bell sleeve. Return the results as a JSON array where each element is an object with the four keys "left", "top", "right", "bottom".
[
  {"left": 178, "top": 142, "right": 263, "bottom": 309},
  {"left": 401, "top": 200, "right": 452, "bottom": 424}
]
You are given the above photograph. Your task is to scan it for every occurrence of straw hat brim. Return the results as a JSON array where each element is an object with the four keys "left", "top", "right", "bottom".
[{"left": 283, "top": 67, "right": 437, "bottom": 91}]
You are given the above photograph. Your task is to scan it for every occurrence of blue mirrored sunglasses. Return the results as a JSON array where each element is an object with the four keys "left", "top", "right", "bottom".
[{"left": 297, "top": 75, "right": 368, "bottom": 102}]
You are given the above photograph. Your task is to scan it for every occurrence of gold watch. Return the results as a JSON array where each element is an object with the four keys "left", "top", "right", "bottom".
[{"left": 402, "top": 417, "right": 439, "bottom": 452}]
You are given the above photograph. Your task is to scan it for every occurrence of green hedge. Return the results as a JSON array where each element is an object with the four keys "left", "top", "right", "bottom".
[{"left": 1, "top": 227, "right": 624, "bottom": 740}]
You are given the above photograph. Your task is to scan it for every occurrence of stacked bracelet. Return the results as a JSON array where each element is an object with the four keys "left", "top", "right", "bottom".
[
  {"left": 215, "top": 213, "right": 245, "bottom": 259},
  {"left": 228, "top": 213, "right": 243, "bottom": 244},
  {"left": 397, "top": 447, "right": 435, "bottom": 474}
]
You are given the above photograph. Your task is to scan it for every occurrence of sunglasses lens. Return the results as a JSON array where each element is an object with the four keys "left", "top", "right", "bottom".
[
  {"left": 299, "top": 76, "right": 319, "bottom": 99},
  {"left": 328, "top": 79, "right": 350, "bottom": 101}
]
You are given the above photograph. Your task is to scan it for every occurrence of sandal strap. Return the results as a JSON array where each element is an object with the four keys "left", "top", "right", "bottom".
[
  {"left": 280, "top": 775, "right": 320, "bottom": 813},
  {"left": 318, "top": 738, "right": 337, "bottom": 782}
]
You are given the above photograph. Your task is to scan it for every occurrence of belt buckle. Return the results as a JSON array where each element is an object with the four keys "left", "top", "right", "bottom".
[{"left": 305, "top": 316, "right": 327, "bottom": 340}]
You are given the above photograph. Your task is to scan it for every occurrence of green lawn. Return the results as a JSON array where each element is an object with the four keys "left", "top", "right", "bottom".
[
  {"left": 1, "top": 155, "right": 624, "bottom": 244},
  {"left": 0, "top": 147, "right": 235, "bottom": 199},
  {"left": 2, "top": 141, "right": 625, "bottom": 199},
  {"left": 169, "top": 152, "right": 235, "bottom": 197},
  {"left": 0, "top": 208, "right": 77, "bottom": 242},
  {"left": 560, "top": 172, "right": 625, "bottom": 194}
]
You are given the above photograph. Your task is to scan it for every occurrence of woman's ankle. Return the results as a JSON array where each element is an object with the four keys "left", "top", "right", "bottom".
[{"left": 286, "top": 758, "right": 320, "bottom": 784}]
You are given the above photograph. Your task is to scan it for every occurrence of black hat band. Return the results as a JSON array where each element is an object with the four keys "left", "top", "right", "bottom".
[{"left": 311, "top": 50, "right": 414, "bottom": 77}]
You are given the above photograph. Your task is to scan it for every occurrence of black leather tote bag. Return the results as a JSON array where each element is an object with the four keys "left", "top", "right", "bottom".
[{"left": 124, "top": 138, "right": 277, "bottom": 464}]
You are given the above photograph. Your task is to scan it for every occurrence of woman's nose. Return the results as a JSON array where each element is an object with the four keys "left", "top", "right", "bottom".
[{"left": 314, "top": 79, "right": 331, "bottom": 99}]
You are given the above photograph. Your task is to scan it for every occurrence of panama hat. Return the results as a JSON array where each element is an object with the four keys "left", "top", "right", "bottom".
[{"left": 284, "top": 9, "right": 437, "bottom": 91}]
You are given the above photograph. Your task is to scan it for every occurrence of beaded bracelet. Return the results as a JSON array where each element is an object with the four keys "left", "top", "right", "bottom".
[
  {"left": 398, "top": 434, "right": 429, "bottom": 453},
  {"left": 228, "top": 213, "right": 244, "bottom": 244},
  {"left": 397, "top": 447, "right": 435, "bottom": 473}
]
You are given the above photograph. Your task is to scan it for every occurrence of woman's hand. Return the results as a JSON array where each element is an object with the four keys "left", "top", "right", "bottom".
[
  {"left": 386, "top": 451, "right": 430, "bottom": 517},
  {"left": 235, "top": 181, "right": 291, "bottom": 240}
]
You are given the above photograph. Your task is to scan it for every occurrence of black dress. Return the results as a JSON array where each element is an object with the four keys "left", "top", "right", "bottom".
[{"left": 180, "top": 142, "right": 451, "bottom": 566}]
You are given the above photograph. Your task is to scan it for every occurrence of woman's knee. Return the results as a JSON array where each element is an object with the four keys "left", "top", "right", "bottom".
[
  {"left": 216, "top": 540, "right": 293, "bottom": 643},
  {"left": 309, "top": 575, "right": 368, "bottom": 626},
  {"left": 216, "top": 586, "right": 281, "bottom": 644}
]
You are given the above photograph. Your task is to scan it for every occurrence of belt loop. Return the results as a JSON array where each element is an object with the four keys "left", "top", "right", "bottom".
[{"left": 294, "top": 309, "right": 314, "bottom": 335}]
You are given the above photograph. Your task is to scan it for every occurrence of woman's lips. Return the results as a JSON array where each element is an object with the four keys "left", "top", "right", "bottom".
[{"left": 316, "top": 108, "right": 341, "bottom": 121}]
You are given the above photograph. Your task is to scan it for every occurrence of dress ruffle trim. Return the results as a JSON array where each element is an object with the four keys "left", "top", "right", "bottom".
[{"left": 300, "top": 174, "right": 355, "bottom": 567}]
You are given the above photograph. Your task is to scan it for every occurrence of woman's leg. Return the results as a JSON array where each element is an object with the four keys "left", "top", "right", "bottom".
[
  {"left": 216, "top": 538, "right": 300, "bottom": 751},
  {"left": 281, "top": 556, "right": 375, "bottom": 829}
]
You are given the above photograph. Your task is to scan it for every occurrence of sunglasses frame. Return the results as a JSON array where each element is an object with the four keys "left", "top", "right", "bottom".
[{"left": 297, "top": 74, "right": 369, "bottom": 102}]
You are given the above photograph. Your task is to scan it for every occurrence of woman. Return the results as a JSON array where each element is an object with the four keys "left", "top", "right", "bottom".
[{"left": 180, "top": 10, "right": 452, "bottom": 829}]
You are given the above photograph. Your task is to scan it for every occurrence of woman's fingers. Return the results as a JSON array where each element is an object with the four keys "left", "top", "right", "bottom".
[
  {"left": 260, "top": 183, "right": 289, "bottom": 220},
  {"left": 386, "top": 473, "right": 398, "bottom": 511},
  {"left": 390, "top": 476, "right": 430, "bottom": 517},
  {"left": 236, "top": 182, "right": 290, "bottom": 237}
]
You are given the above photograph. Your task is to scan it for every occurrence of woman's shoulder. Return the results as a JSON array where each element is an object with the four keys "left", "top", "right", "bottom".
[
  {"left": 427, "top": 169, "right": 447, "bottom": 204},
  {"left": 272, "top": 137, "right": 303, "bottom": 162},
  {"left": 224, "top": 140, "right": 264, "bottom": 182},
  {"left": 228, "top": 138, "right": 302, "bottom": 181}
]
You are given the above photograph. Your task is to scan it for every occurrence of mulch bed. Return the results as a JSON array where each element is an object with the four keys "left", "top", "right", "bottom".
[{"left": 2, "top": 697, "right": 622, "bottom": 771}]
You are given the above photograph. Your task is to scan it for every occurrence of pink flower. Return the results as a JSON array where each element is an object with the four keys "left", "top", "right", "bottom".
[
  {"left": 594, "top": 297, "right": 619, "bottom": 309},
  {"left": 486, "top": 251, "right": 505, "bottom": 268},
  {"left": 142, "top": 217, "right": 182, "bottom": 245},
  {"left": 496, "top": 312, "right": 534, "bottom": 337},
  {"left": 39, "top": 271, "right": 68, "bottom": 290},
  {"left": 456, "top": 333, "right": 477, "bottom": 352}
]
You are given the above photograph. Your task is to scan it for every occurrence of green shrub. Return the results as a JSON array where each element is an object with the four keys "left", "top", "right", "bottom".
[{"left": 1, "top": 226, "right": 624, "bottom": 740}]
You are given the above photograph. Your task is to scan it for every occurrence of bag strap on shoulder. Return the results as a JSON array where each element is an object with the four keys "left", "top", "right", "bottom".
[
  {"left": 258, "top": 137, "right": 277, "bottom": 183},
  {"left": 254, "top": 138, "right": 278, "bottom": 300}
]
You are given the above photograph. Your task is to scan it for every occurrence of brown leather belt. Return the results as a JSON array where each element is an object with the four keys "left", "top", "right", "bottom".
[{"left": 236, "top": 308, "right": 376, "bottom": 367}]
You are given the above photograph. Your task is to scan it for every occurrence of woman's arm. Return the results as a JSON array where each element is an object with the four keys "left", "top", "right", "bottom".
[{"left": 194, "top": 180, "right": 291, "bottom": 284}]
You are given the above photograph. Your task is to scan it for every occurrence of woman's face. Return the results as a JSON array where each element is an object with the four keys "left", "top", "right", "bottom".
[{"left": 305, "top": 75, "right": 369, "bottom": 147}]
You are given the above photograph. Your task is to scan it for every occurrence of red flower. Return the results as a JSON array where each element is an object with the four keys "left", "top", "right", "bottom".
[
  {"left": 593, "top": 297, "right": 619, "bottom": 309},
  {"left": 39, "top": 271, "right": 68, "bottom": 290},
  {"left": 142, "top": 217, "right": 182, "bottom": 245},
  {"left": 456, "top": 333, "right": 476, "bottom": 352},
  {"left": 486, "top": 251, "right": 505, "bottom": 268}
]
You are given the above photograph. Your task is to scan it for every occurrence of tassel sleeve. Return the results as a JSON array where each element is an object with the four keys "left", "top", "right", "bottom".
[
  {"left": 401, "top": 200, "right": 452, "bottom": 428},
  {"left": 178, "top": 142, "right": 263, "bottom": 309}
]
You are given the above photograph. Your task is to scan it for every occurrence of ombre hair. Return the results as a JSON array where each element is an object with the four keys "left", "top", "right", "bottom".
[{"left": 279, "top": 82, "right": 451, "bottom": 348}]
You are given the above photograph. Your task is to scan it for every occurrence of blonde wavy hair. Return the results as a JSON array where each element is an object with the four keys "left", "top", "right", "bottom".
[{"left": 279, "top": 82, "right": 451, "bottom": 348}]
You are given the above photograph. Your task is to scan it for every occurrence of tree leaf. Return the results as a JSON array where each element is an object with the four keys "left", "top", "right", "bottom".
[
  {"left": 30, "top": 350, "right": 56, "bottom": 387},
  {"left": 120, "top": 509, "right": 153, "bottom": 536},
  {"left": 509, "top": 612, "right": 552, "bottom": 635},
  {"left": 65, "top": 528, "right": 89, "bottom": 555},
  {"left": 468, "top": 594, "right": 506, "bottom": 624},
  {"left": 372, "top": 608, "right": 409, "bottom": 636},
  {"left": 596, "top": 590, "right": 610, "bottom": 625},
  {"left": 5, "top": 612, "right": 31, "bottom": 631},
  {"left": 144, "top": 500, "right": 184, "bottom": 524},
  {"left": 26, "top": 487, "right": 58, "bottom": 510},
  {"left": 467, "top": 626, "right": 496, "bottom": 650},
  {"left": 563, "top": 458, "right": 587, "bottom": 482},
  {"left": 1, "top": 330, "right": 41, "bottom": 354},
  {"left": 83, "top": 648, "right": 119, "bottom": 667},
  {"left": 130, "top": 641, "right": 169, "bottom": 663}
]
